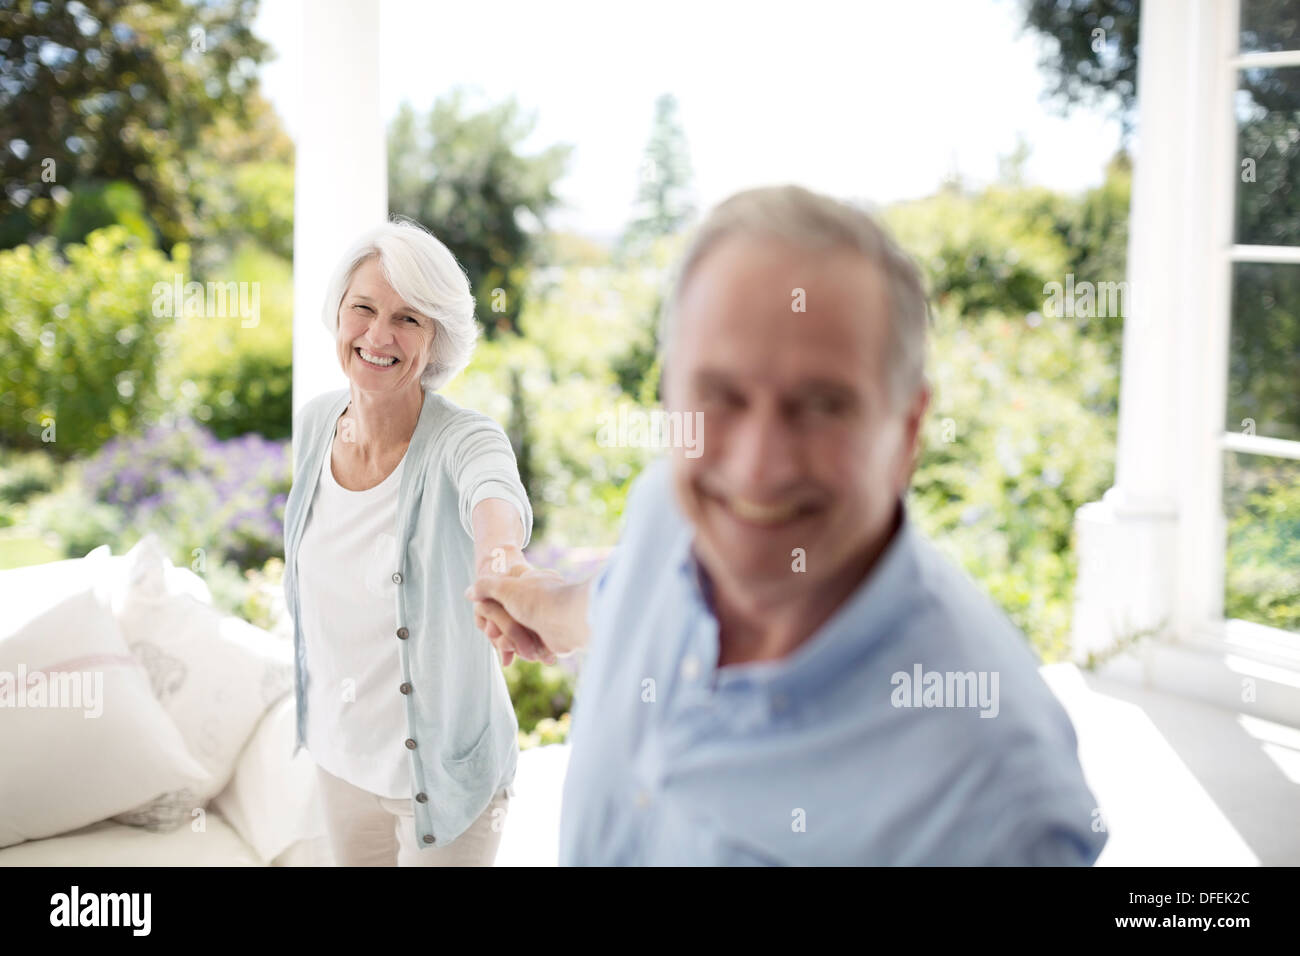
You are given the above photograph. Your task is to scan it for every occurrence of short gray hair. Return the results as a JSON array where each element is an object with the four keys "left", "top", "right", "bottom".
[
  {"left": 660, "top": 185, "right": 930, "bottom": 407},
  {"left": 321, "top": 217, "right": 478, "bottom": 391}
]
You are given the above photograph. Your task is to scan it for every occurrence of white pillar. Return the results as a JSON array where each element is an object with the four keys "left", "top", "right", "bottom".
[
  {"left": 291, "top": 0, "right": 387, "bottom": 417},
  {"left": 1070, "top": 0, "right": 1225, "bottom": 662}
]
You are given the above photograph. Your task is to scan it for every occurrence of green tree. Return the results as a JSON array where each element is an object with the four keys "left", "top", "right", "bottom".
[
  {"left": 387, "top": 92, "right": 571, "bottom": 338},
  {"left": 621, "top": 93, "right": 695, "bottom": 256},
  {"left": 1018, "top": 0, "right": 1141, "bottom": 137},
  {"left": 186, "top": 91, "right": 295, "bottom": 272},
  {"left": 0, "top": 0, "right": 272, "bottom": 249},
  {"left": 613, "top": 94, "right": 695, "bottom": 400}
]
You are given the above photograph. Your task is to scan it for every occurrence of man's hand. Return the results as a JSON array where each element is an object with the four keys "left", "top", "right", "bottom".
[
  {"left": 466, "top": 568, "right": 593, "bottom": 666},
  {"left": 471, "top": 553, "right": 559, "bottom": 666}
]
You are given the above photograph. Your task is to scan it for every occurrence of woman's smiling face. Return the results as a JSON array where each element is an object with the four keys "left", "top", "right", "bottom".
[{"left": 336, "top": 255, "right": 436, "bottom": 392}]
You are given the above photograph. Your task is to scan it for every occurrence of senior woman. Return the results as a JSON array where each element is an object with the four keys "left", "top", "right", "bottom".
[{"left": 281, "top": 217, "right": 543, "bottom": 866}]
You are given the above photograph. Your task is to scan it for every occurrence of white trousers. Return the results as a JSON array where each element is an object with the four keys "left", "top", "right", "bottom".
[{"left": 314, "top": 763, "right": 509, "bottom": 866}]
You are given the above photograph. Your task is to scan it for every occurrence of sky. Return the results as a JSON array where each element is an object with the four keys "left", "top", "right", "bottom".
[{"left": 253, "top": 0, "right": 1126, "bottom": 240}]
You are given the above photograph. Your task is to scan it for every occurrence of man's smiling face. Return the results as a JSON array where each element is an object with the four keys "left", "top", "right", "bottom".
[{"left": 664, "top": 234, "right": 927, "bottom": 605}]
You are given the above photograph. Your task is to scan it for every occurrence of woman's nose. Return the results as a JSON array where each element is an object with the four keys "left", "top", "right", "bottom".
[{"left": 366, "top": 312, "right": 396, "bottom": 345}]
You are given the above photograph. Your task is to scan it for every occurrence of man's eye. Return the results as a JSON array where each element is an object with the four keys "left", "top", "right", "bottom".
[
  {"left": 404, "top": 316, "right": 419, "bottom": 324},
  {"left": 809, "top": 396, "right": 845, "bottom": 415},
  {"left": 702, "top": 390, "right": 742, "bottom": 409}
]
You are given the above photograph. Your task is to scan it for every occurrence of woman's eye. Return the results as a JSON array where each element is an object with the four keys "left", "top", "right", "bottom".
[
  {"left": 404, "top": 316, "right": 419, "bottom": 324},
  {"left": 353, "top": 303, "right": 373, "bottom": 313}
]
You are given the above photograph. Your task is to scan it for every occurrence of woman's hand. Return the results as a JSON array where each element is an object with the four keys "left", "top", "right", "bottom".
[{"left": 470, "top": 498, "right": 533, "bottom": 666}]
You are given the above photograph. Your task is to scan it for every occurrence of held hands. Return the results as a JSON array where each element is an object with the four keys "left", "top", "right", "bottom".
[{"left": 469, "top": 547, "right": 570, "bottom": 667}]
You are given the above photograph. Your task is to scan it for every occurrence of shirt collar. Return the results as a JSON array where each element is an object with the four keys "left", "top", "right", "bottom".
[{"left": 671, "top": 498, "right": 922, "bottom": 703}]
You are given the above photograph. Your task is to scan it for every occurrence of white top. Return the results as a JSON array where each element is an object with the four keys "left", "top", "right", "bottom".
[{"left": 299, "top": 438, "right": 411, "bottom": 799}]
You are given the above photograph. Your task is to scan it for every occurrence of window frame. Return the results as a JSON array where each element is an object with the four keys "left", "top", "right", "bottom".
[{"left": 1186, "top": 0, "right": 1300, "bottom": 666}]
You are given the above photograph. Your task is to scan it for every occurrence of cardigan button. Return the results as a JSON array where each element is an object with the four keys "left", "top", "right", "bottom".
[
  {"left": 422, "top": 834, "right": 434, "bottom": 844},
  {"left": 404, "top": 738, "right": 417, "bottom": 750},
  {"left": 396, "top": 627, "right": 409, "bottom": 640},
  {"left": 415, "top": 792, "right": 428, "bottom": 803},
  {"left": 392, "top": 571, "right": 403, "bottom": 584},
  {"left": 399, "top": 682, "right": 412, "bottom": 695}
]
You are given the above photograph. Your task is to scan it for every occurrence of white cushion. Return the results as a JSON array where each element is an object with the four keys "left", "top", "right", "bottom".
[
  {"left": 212, "top": 694, "right": 329, "bottom": 864},
  {"left": 112, "top": 535, "right": 293, "bottom": 811},
  {"left": 0, "top": 813, "right": 263, "bottom": 866},
  {"left": 0, "top": 543, "right": 211, "bottom": 616},
  {"left": 0, "top": 586, "right": 212, "bottom": 848}
]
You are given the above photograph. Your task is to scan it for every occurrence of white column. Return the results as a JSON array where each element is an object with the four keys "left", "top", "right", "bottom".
[
  {"left": 291, "top": 0, "right": 387, "bottom": 418},
  {"left": 1070, "top": 0, "right": 1225, "bottom": 662}
]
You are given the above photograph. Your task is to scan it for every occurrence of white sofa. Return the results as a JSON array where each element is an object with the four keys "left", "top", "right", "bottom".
[{"left": 0, "top": 536, "right": 332, "bottom": 866}]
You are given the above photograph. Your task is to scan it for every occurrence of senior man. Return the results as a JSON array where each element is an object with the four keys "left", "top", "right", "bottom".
[{"left": 470, "top": 185, "right": 1107, "bottom": 866}]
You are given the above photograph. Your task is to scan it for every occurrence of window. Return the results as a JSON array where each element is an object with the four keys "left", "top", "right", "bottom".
[{"left": 1221, "top": 0, "right": 1300, "bottom": 634}]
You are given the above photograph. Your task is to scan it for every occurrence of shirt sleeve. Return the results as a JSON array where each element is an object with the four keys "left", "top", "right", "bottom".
[
  {"left": 1014, "top": 820, "right": 1107, "bottom": 866},
  {"left": 976, "top": 758, "right": 1108, "bottom": 866},
  {"left": 448, "top": 413, "right": 533, "bottom": 549}
]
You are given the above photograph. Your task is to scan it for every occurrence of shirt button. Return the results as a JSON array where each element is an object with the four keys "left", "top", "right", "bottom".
[
  {"left": 399, "top": 682, "right": 412, "bottom": 695},
  {"left": 772, "top": 693, "right": 789, "bottom": 713},
  {"left": 404, "top": 738, "right": 417, "bottom": 750},
  {"left": 422, "top": 834, "right": 434, "bottom": 844},
  {"left": 415, "top": 792, "right": 428, "bottom": 803},
  {"left": 680, "top": 655, "right": 700, "bottom": 681},
  {"left": 635, "top": 789, "right": 651, "bottom": 809},
  {"left": 396, "top": 627, "right": 409, "bottom": 640},
  {"left": 391, "top": 571, "right": 403, "bottom": 585}
]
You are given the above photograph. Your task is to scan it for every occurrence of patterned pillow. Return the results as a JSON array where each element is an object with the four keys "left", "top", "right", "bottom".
[
  {"left": 110, "top": 535, "right": 293, "bottom": 828},
  {"left": 0, "top": 585, "right": 211, "bottom": 847}
]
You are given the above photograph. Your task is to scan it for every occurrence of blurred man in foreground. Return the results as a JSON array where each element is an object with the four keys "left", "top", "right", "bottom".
[{"left": 470, "top": 184, "right": 1107, "bottom": 865}]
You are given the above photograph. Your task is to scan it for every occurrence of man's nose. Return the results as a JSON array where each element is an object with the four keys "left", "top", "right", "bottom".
[{"left": 727, "top": 407, "right": 801, "bottom": 492}]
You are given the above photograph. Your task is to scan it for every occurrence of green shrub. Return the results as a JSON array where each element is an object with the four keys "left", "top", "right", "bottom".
[
  {"left": 504, "top": 659, "right": 575, "bottom": 735},
  {"left": 1224, "top": 455, "right": 1300, "bottom": 632},
  {"left": 0, "top": 226, "right": 182, "bottom": 456},
  {"left": 0, "top": 449, "right": 61, "bottom": 504},
  {"left": 160, "top": 240, "right": 294, "bottom": 440},
  {"left": 911, "top": 310, "right": 1117, "bottom": 661},
  {"left": 52, "top": 181, "right": 156, "bottom": 248},
  {"left": 444, "top": 262, "right": 668, "bottom": 545}
]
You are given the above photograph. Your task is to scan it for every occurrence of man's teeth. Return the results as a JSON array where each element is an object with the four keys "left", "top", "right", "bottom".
[
  {"left": 358, "top": 348, "right": 397, "bottom": 366},
  {"left": 726, "top": 497, "right": 804, "bottom": 524}
]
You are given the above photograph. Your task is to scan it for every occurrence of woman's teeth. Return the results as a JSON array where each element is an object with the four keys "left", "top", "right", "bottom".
[{"left": 358, "top": 348, "right": 398, "bottom": 367}]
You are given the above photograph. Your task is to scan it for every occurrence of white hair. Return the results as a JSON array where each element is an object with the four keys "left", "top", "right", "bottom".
[
  {"left": 660, "top": 185, "right": 931, "bottom": 408},
  {"left": 321, "top": 217, "right": 478, "bottom": 391}
]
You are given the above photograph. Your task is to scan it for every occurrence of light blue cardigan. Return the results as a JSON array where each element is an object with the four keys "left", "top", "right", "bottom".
[{"left": 282, "top": 387, "right": 533, "bottom": 849}]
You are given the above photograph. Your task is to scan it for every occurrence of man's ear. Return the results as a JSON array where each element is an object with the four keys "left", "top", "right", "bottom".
[{"left": 899, "top": 381, "right": 932, "bottom": 486}]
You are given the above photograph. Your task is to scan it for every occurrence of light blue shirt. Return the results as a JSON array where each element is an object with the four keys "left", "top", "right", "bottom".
[
  {"left": 559, "top": 459, "right": 1107, "bottom": 865},
  {"left": 283, "top": 387, "right": 532, "bottom": 849}
]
